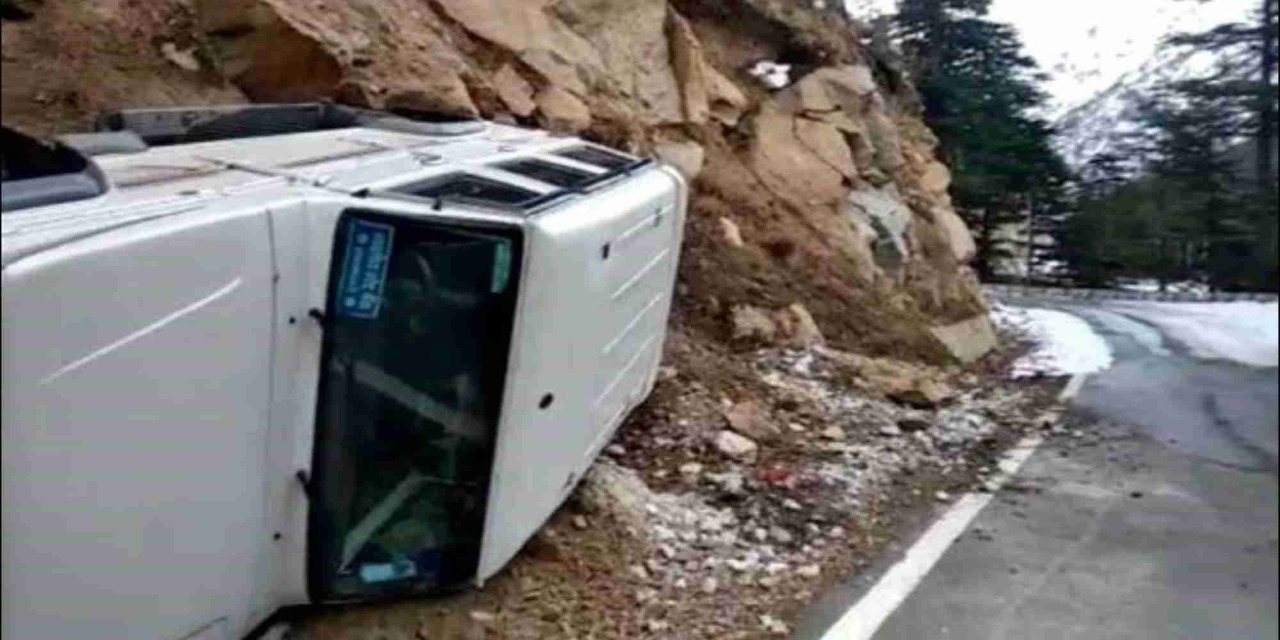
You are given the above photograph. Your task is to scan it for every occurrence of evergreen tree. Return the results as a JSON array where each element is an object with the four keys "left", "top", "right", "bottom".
[{"left": 894, "top": 0, "right": 1070, "bottom": 281}]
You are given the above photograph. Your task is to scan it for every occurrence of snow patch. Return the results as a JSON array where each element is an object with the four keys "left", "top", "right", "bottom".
[
  {"left": 991, "top": 304, "right": 1114, "bottom": 378},
  {"left": 749, "top": 61, "right": 792, "bottom": 89}
]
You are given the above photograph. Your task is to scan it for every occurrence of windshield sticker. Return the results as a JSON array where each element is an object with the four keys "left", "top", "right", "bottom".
[
  {"left": 337, "top": 219, "right": 395, "bottom": 319},
  {"left": 491, "top": 238, "right": 512, "bottom": 293}
]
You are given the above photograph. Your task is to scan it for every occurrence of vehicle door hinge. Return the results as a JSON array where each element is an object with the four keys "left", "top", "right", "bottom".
[{"left": 307, "top": 308, "right": 326, "bottom": 327}]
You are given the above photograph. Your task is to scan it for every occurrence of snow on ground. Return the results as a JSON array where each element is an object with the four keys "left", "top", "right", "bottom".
[
  {"left": 990, "top": 303, "right": 1114, "bottom": 378},
  {"left": 1114, "top": 278, "right": 1211, "bottom": 296},
  {"left": 1106, "top": 301, "right": 1279, "bottom": 368}
]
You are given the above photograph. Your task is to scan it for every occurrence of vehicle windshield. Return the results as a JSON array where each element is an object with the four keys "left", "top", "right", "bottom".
[{"left": 308, "top": 210, "right": 521, "bottom": 600}]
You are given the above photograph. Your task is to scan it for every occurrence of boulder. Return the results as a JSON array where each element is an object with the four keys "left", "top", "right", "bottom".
[
  {"left": 773, "top": 303, "right": 825, "bottom": 348},
  {"left": 795, "top": 118, "right": 857, "bottom": 179},
  {"left": 720, "top": 217, "right": 745, "bottom": 247},
  {"left": 491, "top": 63, "right": 536, "bottom": 117},
  {"left": 666, "top": 9, "right": 709, "bottom": 124},
  {"left": 919, "top": 160, "right": 951, "bottom": 196},
  {"left": 724, "top": 401, "right": 780, "bottom": 442},
  {"left": 434, "top": 0, "right": 601, "bottom": 97},
  {"left": 888, "top": 378, "right": 955, "bottom": 409},
  {"left": 747, "top": 105, "right": 847, "bottom": 206},
  {"left": 930, "top": 314, "right": 998, "bottom": 363},
  {"left": 931, "top": 205, "right": 978, "bottom": 264},
  {"left": 535, "top": 85, "right": 592, "bottom": 132},
  {"left": 714, "top": 430, "right": 759, "bottom": 462},
  {"left": 654, "top": 139, "right": 706, "bottom": 179},
  {"left": 865, "top": 108, "right": 905, "bottom": 172},
  {"left": 705, "top": 65, "right": 749, "bottom": 125},
  {"left": 196, "top": 0, "right": 344, "bottom": 102},
  {"left": 385, "top": 86, "right": 479, "bottom": 119},
  {"left": 549, "top": 0, "right": 681, "bottom": 122},
  {"left": 847, "top": 184, "right": 913, "bottom": 270},
  {"left": 732, "top": 305, "right": 777, "bottom": 342}
]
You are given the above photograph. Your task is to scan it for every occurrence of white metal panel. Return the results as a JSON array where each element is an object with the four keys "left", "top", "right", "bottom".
[
  {"left": 1, "top": 206, "right": 277, "bottom": 639},
  {"left": 476, "top": 166, "right": 686, "bottom": 580}
]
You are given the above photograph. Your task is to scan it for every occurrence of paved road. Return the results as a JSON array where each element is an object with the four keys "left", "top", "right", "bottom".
[{"left": 807, "top": 299, "right": 1279, "bottom": 639}]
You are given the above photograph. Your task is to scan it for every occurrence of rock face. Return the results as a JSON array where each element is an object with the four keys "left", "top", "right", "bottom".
[{"left": 0, "top": 0, "right": 994, "bottom": 364}]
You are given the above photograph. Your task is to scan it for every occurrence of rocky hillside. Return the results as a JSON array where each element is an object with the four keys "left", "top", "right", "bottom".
[
  {"left": 1, "top": 0, "right": 994, "bottom": 370},
  {"left": 2, "top": 3, "right": 1023, "bottom": 637}
]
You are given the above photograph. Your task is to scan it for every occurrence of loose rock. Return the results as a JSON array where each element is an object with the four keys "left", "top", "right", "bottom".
[{"left": 715, "top": 430, "right": 759, "bottom": 462}]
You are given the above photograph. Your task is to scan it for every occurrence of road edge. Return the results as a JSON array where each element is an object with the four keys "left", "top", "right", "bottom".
[{"left": 815, "top": 373, "right": 1088, "bottom": 640}]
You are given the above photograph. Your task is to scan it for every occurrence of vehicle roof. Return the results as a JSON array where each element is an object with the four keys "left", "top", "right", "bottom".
[{"left": 1, "top": 121, "right": 636, "bottom": 268}]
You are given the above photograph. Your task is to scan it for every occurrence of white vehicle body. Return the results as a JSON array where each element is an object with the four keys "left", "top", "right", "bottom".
[{"left": 1, "top": 106, "right": 686, "bottom": 639}]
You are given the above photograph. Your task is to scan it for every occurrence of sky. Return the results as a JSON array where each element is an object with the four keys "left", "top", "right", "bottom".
[{"left": 847, "top": 0, "right": 1260, "bottom": 118}]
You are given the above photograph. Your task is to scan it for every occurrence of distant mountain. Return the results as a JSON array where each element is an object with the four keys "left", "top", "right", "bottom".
[{"left": 1052, "top": 37, "right": 1253, "bottom": 169}]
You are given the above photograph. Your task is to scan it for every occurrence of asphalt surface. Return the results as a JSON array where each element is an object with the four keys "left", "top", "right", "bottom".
[{"left": 805, "top": 299, "right": 1279, "bottom": 640}]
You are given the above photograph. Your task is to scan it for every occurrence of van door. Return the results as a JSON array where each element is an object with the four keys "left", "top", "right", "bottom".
[
  {"left": 306, "top": 208, "right": 523, "bottom": 601},
  {"left": 474, "top": 167, "right": 684, "bottom": 581}
]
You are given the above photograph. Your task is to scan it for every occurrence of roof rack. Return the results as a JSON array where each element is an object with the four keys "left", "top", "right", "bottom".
[{"left": 95, "top": 102, "right": 487, "bottom": 147}]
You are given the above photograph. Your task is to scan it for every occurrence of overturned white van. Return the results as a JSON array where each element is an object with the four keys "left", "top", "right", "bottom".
[{"left": 1, "top": 104, "right": 687, "bottom": 639}]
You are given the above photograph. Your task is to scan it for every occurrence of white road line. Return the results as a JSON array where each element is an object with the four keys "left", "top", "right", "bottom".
[
  {"left": 1060, "top": 371, "right": 1089, "bottom": 400},
  {"left": 818, "top": 373, "right": 1088, "bottom": 640}
]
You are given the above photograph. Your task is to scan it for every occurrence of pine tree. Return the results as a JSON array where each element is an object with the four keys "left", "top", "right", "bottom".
[{"left": 894, "top": 0, "right": 1070, "bottom": 281}]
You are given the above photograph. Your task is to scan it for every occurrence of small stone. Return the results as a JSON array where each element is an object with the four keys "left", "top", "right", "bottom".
[
  {"left": 629, "top": 564, "right": 649, "bottom": 581},
  {"left": 657, "top": 366, "right": 679, "bottom": 381},
  {"left": 760, "top": 614, "right": 789, "bottom": 635},
  {"left": 898, "top": 416, "right": 932, "bottom": 432},
  {"left": 572, "top": 515, "right": 588, "bottom": 529},
  {"left": 935, "top": 490, "right": 951, "bottom": 501},
  {"left": 720, "top": 217, "right": 745, "bottom": 247},
  {"left": 758, "top": 575, "right": 780, "bottom": 588},
  {"left": 769, "top": 526, "right": 795, "bottom": 544},
  {"left": 679, "top": 462, "right": 704, "bottom": 481},
  {"left": 659, "top": 544, "right": 677, "bottom": 560},
  {"left": 788, "top": 422, "right": 807, "bottom": 432},
  {"left": 469, "top": 610, "right": 496, "bottom": 624},
  {"left": 828, "top": 526, "right": 846, "bottom": 538},
  {"left": 879, "top": 424, "right": 903, "bottom": 437},
  {"left": 753, "top": 527, "right": 769, "bottom": 542},
  {"left": 605, "top": 444, "right": 626, "bottom": 456},
  {"left": 702, "top": 577, "right": 719, "bottom": 594},
  {"left": 820, "top": 425, "right": 847, "bottom": 441},
  {"left": 783, "top": 499, "right": 802, "bottom": 511},
  {"left": 715, "top": 430, "right": 759, "bottom": 462},
  {"left": 646, "top": 619, "right": 671, "bottom": 633},
  {"left": 797, "top": 564, "right": 821, "bottom": 578},
  {"left": 674, "top": 577, "right": 688, "bottom": 589}
]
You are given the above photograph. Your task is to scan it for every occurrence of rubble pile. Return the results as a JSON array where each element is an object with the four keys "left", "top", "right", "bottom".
[{"left": 569, "top": 343, "right": 1058, "bottom": 636}]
